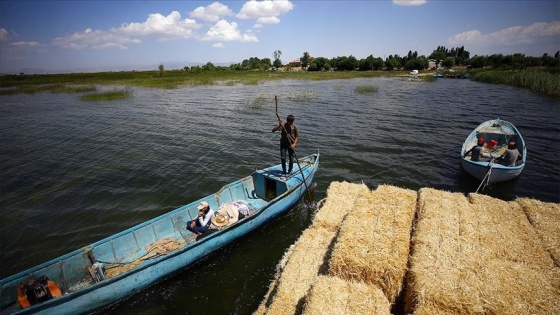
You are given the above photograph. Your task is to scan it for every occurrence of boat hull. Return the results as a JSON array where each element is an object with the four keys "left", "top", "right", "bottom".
[
  {"left": 1, "top": 152, "right": 319, "bottom": 314},
  {"left": 460, "top": 119, "right": 526, "bottom": 184}
]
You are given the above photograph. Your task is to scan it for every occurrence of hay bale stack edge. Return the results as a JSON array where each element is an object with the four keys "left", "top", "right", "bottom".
[{"left": 254, "top": 182, "right": 560, "bottom": 315}]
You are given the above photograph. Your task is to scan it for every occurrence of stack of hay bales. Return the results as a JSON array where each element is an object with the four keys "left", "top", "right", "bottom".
[
  {"left": 254, "top": 182, "right": 560, "bottom": 315},
  {"left": 328, "top": 185, "right": 417, "bottom": 302},
  {"left": 254, "top": 181, "right": 369, "bottom": 315},
  {"left": 406, "top": 189, "right": 560, "bottom": 314}
]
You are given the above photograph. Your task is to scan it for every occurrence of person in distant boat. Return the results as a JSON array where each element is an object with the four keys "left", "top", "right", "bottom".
[
  {"left": 497, "top": 142, "right": 522, "bottom": 166},
  {"left": 464, "top": 138, "right": 490, "bottom": 162},
  {"left": 272, "top": 114, "right": 299, "bottom": 176},
  {"left": 187, "top": 201, "right": 214, "bottom": 236}
]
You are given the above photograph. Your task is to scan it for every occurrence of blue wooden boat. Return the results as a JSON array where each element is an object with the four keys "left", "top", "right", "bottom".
[
  {"left": 461, "top": 119, "right": 526, "bottom": 184},
  {"left": 0, "top": 151, "right": 320, "bottom": 314}
]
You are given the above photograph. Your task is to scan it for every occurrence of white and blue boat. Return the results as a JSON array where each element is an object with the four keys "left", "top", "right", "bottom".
[
  {"left": 461, "top": 119, "right": 526, "bottom": 184},
  {"left": 0, "top": 151, "right": 319, "bottom": 314}
]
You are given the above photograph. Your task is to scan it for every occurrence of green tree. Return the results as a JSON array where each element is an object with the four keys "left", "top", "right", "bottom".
[
  {"left": 300, "top": 51, "right": 310, "bottom": 69},
  {"left": 158, "top": 63, "right": 164, "bottom": 76},
  {"left": 273, "top": 58, "right": 283, "bottom": 69},
  {"left": 273, "top": 50, "right": 283, "bottom": 69},
  {"left": 442, "top": 57, "right": 455, "bottom": 68},
  {"left": 202, "top": 62, "right": 215, "bottom": 71}
]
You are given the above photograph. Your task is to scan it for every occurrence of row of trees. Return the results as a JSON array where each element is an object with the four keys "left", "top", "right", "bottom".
[{"left": 178, "top": 46, "right": 560, "bottom": 73}]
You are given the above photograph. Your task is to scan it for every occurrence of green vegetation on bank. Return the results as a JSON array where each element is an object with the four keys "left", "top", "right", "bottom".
[
  {"left": 1, "top": 44, "right": 558, "bottom": 98},
  {"left": 470, "top": 69, "right": 560, "bottom": 97},
  {"left": 0, "top": 70, "right": 392, "bottom": 90},
  {"left": 0, "top": 84, "right": 96, "bottom": 95}
]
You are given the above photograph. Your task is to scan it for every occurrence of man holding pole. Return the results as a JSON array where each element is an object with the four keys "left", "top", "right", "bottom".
[{"left": 272, "top": 114, "right": 299, "bottom": 177}]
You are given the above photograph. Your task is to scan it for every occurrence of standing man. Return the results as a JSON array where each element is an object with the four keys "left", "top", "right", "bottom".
[{"left": 272, "top": 114, "right": 299, "bottom": 177}]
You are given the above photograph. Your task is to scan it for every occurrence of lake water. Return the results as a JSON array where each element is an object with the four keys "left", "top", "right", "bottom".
[{"left": 1, "top": 77, "right": 559, "bottom": 314}]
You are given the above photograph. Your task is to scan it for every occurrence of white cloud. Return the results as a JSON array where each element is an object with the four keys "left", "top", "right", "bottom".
[
  {"left": 0, "top": 28, "right": 8, "bottom": 43},
  {"left": 190, "top": 2, "right": 234, "bottom": 22},
  {"left": 0, "top": 28, "right": 19, "bottom": 43},
  {"left": 236, "top": 0, "right": 293, "bottom": 27},
  {"left": 9, "top": 41, "right": 44, "bottom": 48},
  {"left": 212, "top": 42, "right": 224, "bottom": 48},
  {"left": 51, "top": 11, "right": 202, "bottom": 50},
  {"left": 202, "top": 19, "right": 258, "bottom": 42},
  {"left": 116, "top": 11, "right": 201, "bottom": 38},
  {"left": 52, "top": 28, "right": 141, "bottom": 49},
  {"left": 392, "top": 0, "right": 427, "bottom": 6},
  {"left": 449, "top": 21, "right": 560, "bottom": 47}
]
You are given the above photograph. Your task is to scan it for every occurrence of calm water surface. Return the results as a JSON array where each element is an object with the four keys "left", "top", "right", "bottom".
[{"left": 1, "top": 78, "right": 559, "bottom": 314}]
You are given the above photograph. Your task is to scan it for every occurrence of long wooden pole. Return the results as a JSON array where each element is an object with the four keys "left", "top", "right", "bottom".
[{"left": 275, "top": 95, "right": 312, "bottom": 201}]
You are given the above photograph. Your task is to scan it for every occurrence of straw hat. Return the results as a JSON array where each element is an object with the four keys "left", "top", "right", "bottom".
[{"left": 212, "top": 213, "right": 228, "bottom": 227}]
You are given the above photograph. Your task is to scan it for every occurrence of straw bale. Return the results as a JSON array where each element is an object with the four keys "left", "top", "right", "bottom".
[
  {"left": 476, "top": 259, "right": 560, "bottom": 314},
  {"left": 406, "top": 188, "right": 480, "bottom": 314},
  {"left": 516, "top": 197, "right": 560, "bottom": 266},
  {"left": 467, "top": 193, "right": 554, "bottom": 268},
  {"left": 301, "top": 275, "right": 391, "bottom": 315},
  {"left": 263, "top": 227, "right": 338, "bottom": 315},
  {"left": 311, "top": 181, "right": 370, "bottom": 232},
  {"left": 329, "top": 185, "right": 417, "bottom": 302},
  {"left": 407, "top": 189, "right": 559, "bottom": 315}
]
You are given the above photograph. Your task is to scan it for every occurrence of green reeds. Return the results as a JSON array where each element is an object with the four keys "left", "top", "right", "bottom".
[
  {"left": 80, "top": 89, "right": 132, "bottom": 101},
  {"left": 247, "top": 95, "right": 269, "bottom": 109},
  {"left": 0, "top": 84, "right": 96, "bottom": 95},
  {"left": 472, "top": 69, "right": 560, "bottom": 97},
  {"left": 355, "top": 85, "right": 378, "bottom": 94}
]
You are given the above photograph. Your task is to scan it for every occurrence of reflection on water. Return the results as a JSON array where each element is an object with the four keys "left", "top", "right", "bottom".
[{"left": 1, "top": 77, "right": 558, "bottom": 314}]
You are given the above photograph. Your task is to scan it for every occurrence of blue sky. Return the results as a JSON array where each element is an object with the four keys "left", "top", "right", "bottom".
[{"left": 0, "top": 0, "right": 559, "bottom": 73}]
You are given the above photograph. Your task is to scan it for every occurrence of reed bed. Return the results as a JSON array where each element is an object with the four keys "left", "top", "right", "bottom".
[
  {"left": 311, "top": 181, "right": 370, "bottom": 232},
  {"left": 516, "top": 197, "right": 560, "bottom": 266},
  {"left": 301, "top": 275, "right": 391, "bottom": 315},
  {"left": 407, "top": 189, "right": 559, "bottom": 314},
  {"left": 0, "top": 70, "right": 395, "bottom": 91},
  {"left": 354, "top": 85, "right": 378, "bottom": 94},
  {"left": 254, "top": 227, "right": 337, "bottom": 315},
  {"left": 328, "top": 185, "right": 417, "bottom": 303},
  {"left": 0, "top": 84, "right": 96, "bottom": 95},
  {"left": 472, "top": 69, "right": 560, "bottom": 97},
  {"left": 80, "top": 89, "right": 132, "bottom": 101}
]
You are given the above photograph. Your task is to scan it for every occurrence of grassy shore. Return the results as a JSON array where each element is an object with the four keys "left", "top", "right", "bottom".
[{"left": 0, "top": 68, "right": 557, "bottom": 97}]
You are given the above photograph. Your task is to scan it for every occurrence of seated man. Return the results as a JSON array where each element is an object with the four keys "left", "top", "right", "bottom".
[
  {"left": 464, "top": 137, "right": 490, "bottom": 162},
  {"left": 498, "top": 141, "right": 522, "bottom": 166},
  {"left": 186, "top": 201, "right": 214, "bottom": 236}
]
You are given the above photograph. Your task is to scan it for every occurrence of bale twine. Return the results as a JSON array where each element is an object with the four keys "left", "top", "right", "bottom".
[
  {"left": 328, "top": 184, "right": 417, "bottom": 302},
  {"left": 255, "top": 227, "right": 337, "bottom": 315},
  {"left": 311, "top": 181, "right": 370, "bottom": 232},
  {"left": 301, "top": 275, "right": 391, "bottom": 315},
  {"left": 516, "top": 197, "right": 560, "bottom": 266}
]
